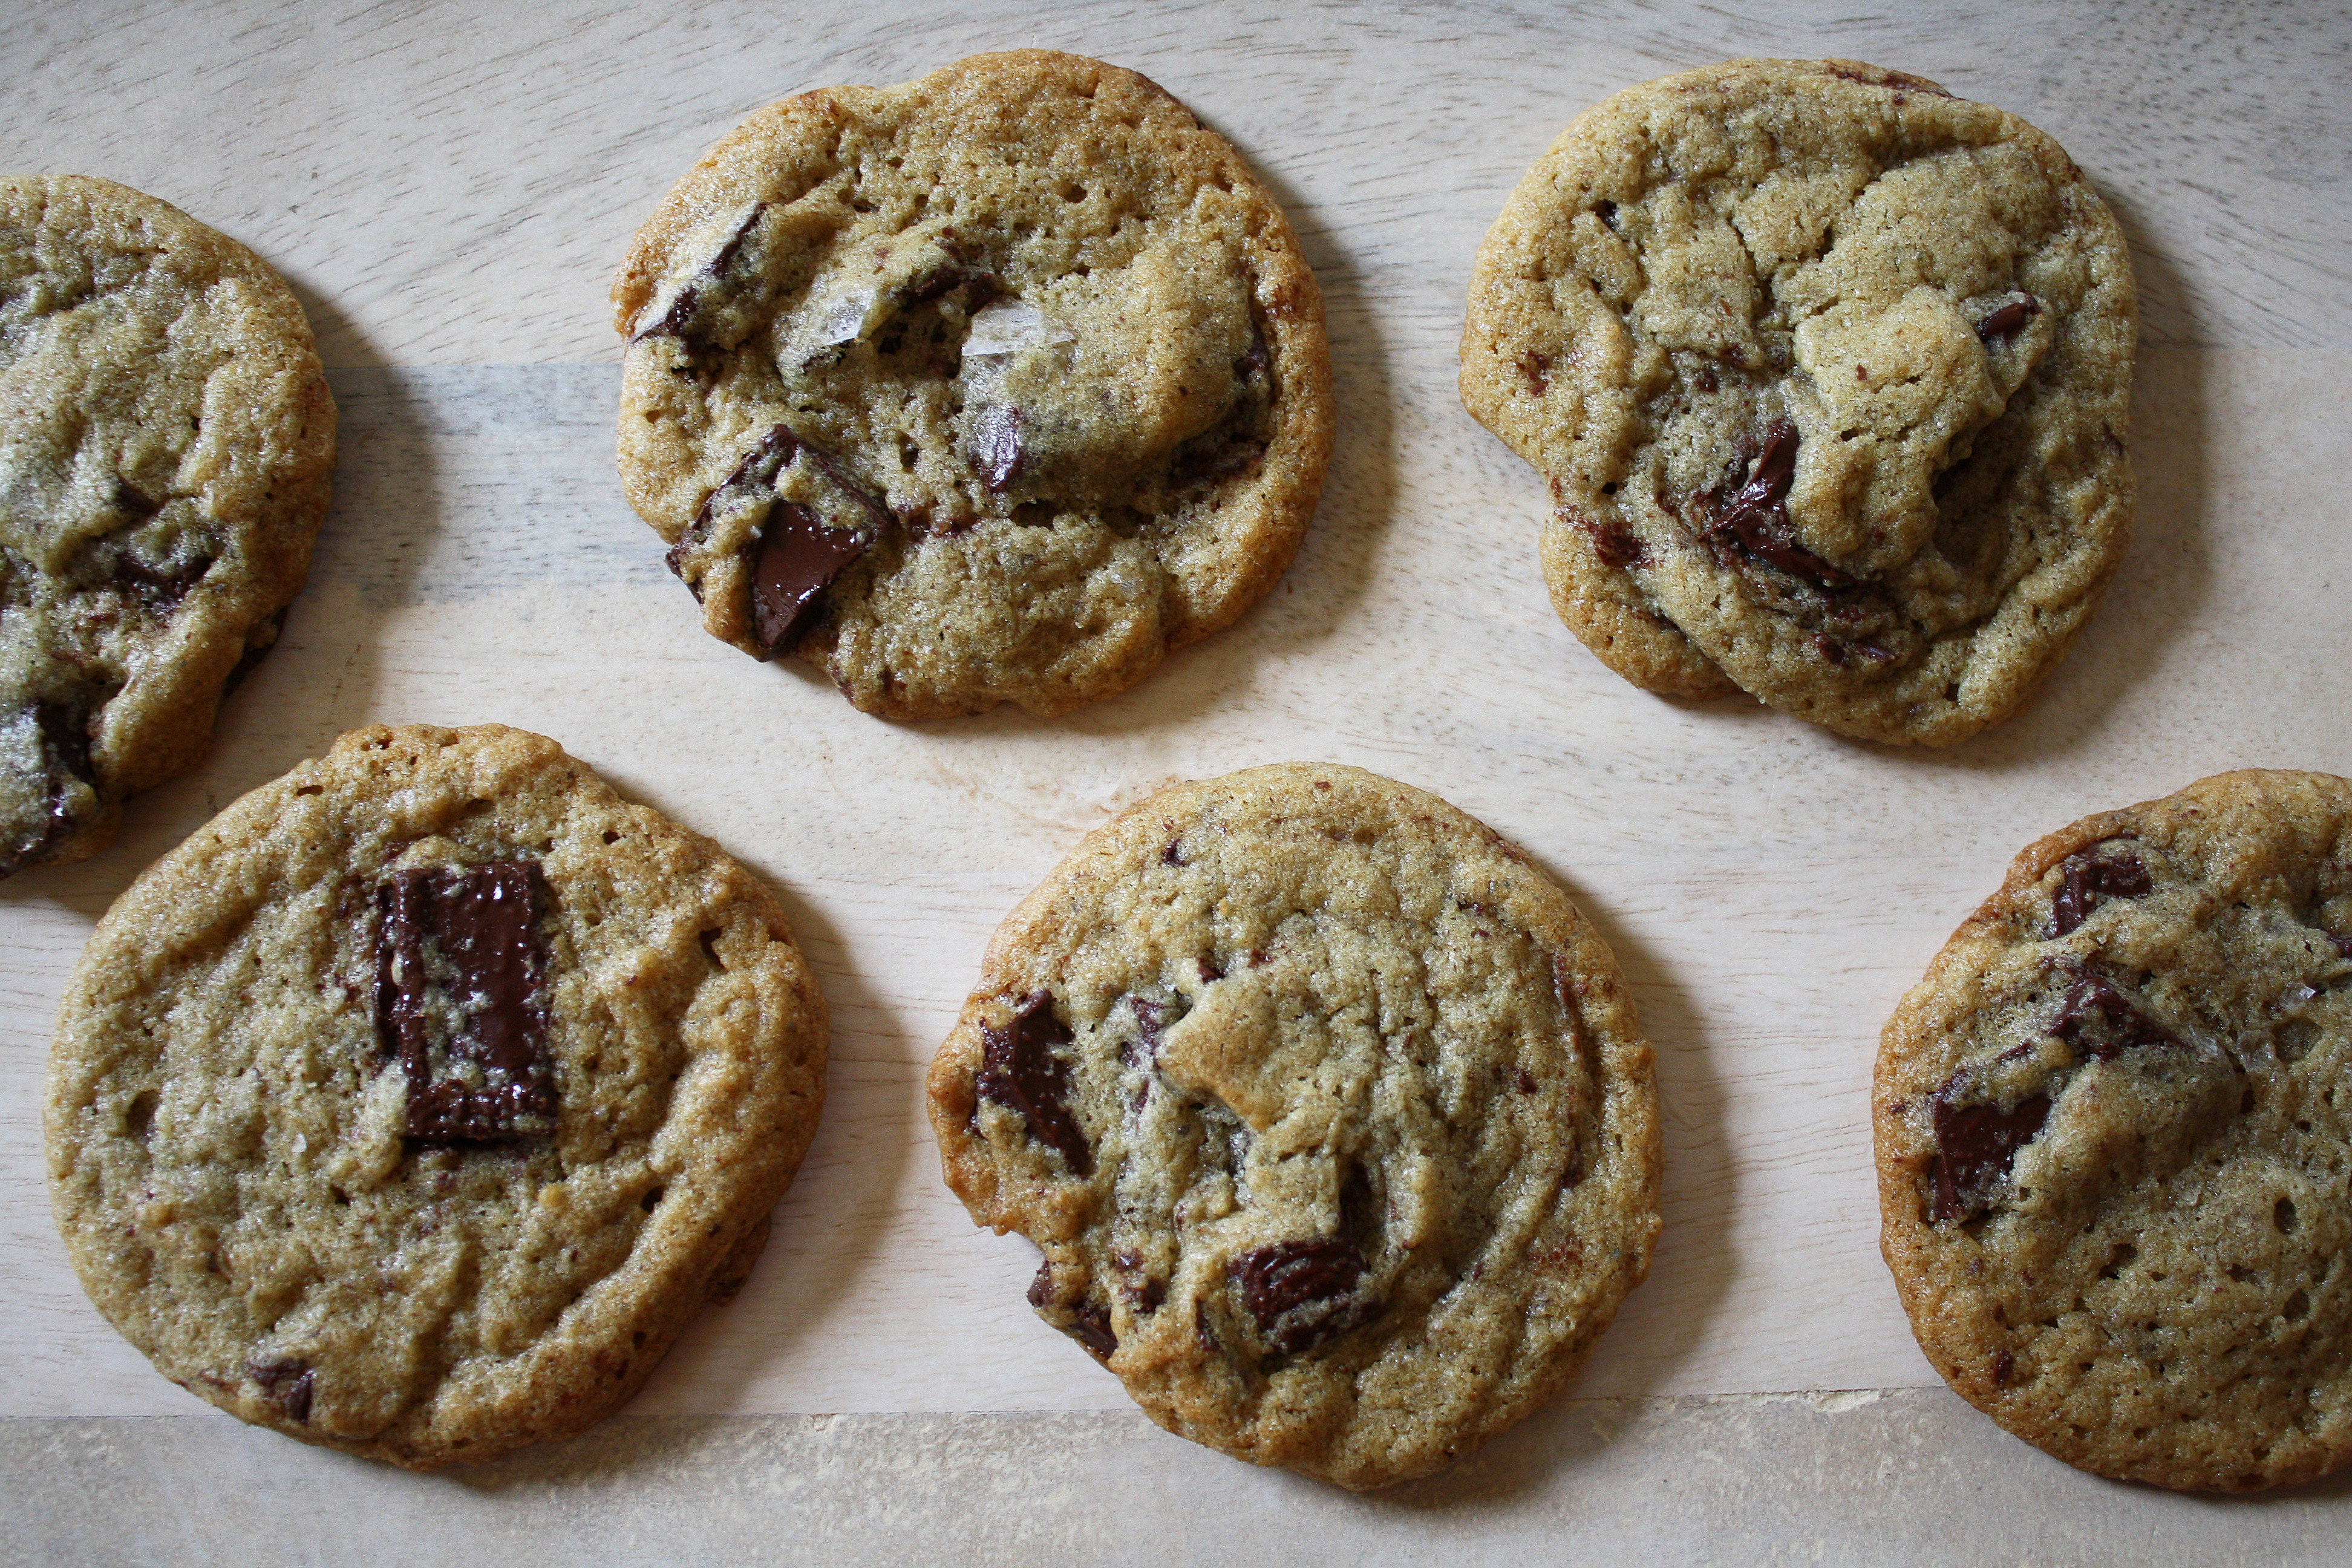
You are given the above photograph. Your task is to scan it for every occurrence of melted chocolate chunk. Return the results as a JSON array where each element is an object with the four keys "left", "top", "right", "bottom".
[
  {"left": 633, "top": 202, "right": 768, "bottom": 350},
  {"left": 110, "top": 479, "right": 163, "bottom": 521},
  {"left": 1230, "top": 1238, "right": 1371, "bottom": 1356},
  {"left": 1586, "top": 518, "right": 1650, "bottom": 569},
  {"left": 1694, "top": 422, "right": 1857, "bottom": 589},
  {"left": 1930, "top": 1088, "right": 2052, "bottom": 1222},
  {"left": 2050, "top": 846, "right": 2151, "bottom": 935},
  {"left": 114, "top": 550, "right": 215, "bottom": 612},
  {"left": 975, "top": 991, "right": 1093, "bottom": 1177},
  {"left": 2052, "top": 970, "right": 2179, "bottom": 1061},
  {"left": 1170, "top": 432, "right": 1267, "bottom": 487},
  {"left": 375, "top": 861, "right": 557, "bottom": 1142},
  {"left": 1976, "top": 296, "right": 2040, "bottom": 341},
  {"left": 249, "top": 1359, "right": 315, "bottom": 1423},
  {"left": 971, "top": 404, "right": 1027, "bottom": 492}
]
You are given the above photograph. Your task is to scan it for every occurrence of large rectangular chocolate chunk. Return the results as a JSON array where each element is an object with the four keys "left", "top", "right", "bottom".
[{"left": 375, "top": 861, "right": 557, "bottom": 1141}]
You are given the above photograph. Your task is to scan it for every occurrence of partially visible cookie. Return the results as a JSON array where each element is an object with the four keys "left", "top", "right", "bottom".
[
  {"left": 47, "top": 725, "right": 828, "bottom": 1469},
  {"left": 1462, "top": 59, "right": 2135, "bottom": 744},
  {"left": 1, "top": 175, "right": 335, "bottom": 874},
  {"left": 926, "top": 763, "right": 1661, "bottom": 1489},
  {"left": 613, "top": 50, "right": 1332, "bottom": 719},
  {"left": 1877, "top": 771, "right": 2352, "bottom": 1490}
]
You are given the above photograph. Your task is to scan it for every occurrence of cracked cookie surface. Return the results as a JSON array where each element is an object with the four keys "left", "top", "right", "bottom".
[
  {"left": 1, "top": 176, "right": 335, "bottom": 874},
  {"left": 926, "top": 763, "right": 1660, "bottom": 1489},
  {"left": 1462, "top": 59, "right": 2135, "bottom": 744},
  {"left": 47, "top": 725, "right": 828, "bottom": 1469},
  {"left": 613, "top": 50, "right": 1331, "bottom": 719},
  {"left": 1877, "top": 771, "right": 2352, "bottom": 1490}
]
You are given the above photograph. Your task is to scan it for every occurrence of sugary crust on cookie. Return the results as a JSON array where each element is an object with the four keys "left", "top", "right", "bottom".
[
  {"left": 46, "top": 725, "right": 827, "bottom": 1469},
  {"left": 926, "top": 763, "right": 1661, "bottom": 1489},
  {"left": 0, "top": 175, "right": 335, "bottom": 872},
  {"left": 613, "top": 50, "right": 1332, "bottom": 719},
  {"left": 1463, "top": 59, "right": 2135, "bottom": 743},
  {"left": 1876, "top": 771, "right": 2352, "bottom": 1489}
]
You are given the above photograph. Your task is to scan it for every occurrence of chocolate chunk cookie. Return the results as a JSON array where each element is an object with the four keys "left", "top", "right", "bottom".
[
  {"left": 613, "top": 50, "right": 1331, "bottom": 719},
  {"left": 1462, "top": 60, "right": 2135, "bottom": 744},
  {"left": 926, "top": 763, "right": 1661, "bottom": 1488},
  {"left": 1, "top": 175, "right": 335, "bottom": 874},
  {"left": 1877, "top": 771, "right": 2352, "bottom": 1489},
  {"left": 46, "top": 725, "right": 828, "bottom": 1469}
]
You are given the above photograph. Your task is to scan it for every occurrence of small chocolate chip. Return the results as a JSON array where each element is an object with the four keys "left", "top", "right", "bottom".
[
  {"left": 1026, "top": 1259, "right": 1053, "bottom": 1308},
  {"left": 1992, "top": 1350, "right": 2016, "bottom": 1385},
  {"left": 375, "top": 862, "right": 557, "bottom": 1142},
  {"left": 1930, "top": 1087, "right": 2051, "bottom": 1223},
  {"left": 1230, "top": 1238, "right": 1371, "bottom": 1357},
  {"left": 1595, "top": 199, "right": 1620, "bottom": 230},
  {"left": 2050, "top": 846, "right": 2151, "bottom": 936},
  {"left": 976, "top": 992, "right": 1093, "bottom": 1177},
  {"left": 1160, "top": 837, "right": 1187, "bottom": 867},
  {"left": 1518, "top": 350, "right": 1550, "bottom": 395},
  {"left": 1514, "top": 1068, "right": 1538, "bottom": 1094}
]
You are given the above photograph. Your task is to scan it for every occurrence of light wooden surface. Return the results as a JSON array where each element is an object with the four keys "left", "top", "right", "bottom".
[{"left": 3, "top": 0, "right": 2349, "bottom": 1556}]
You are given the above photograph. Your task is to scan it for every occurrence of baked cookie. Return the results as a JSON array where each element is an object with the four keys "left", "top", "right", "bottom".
[
  {"left": 926, "top": 763, "right": 1661, "bottom": 1488},
  {"left": 46, "top": 725, "right": 827, "bottom": 1469},
  {"left": 1462, "top": 59, "right": 2135, "bottom": 744},
  {"left": 612, "top": 50, "right": 1331, "bottom": 719},
  {"left": 1, "top": 175, "right": 335, "bottom": 875},
  {"left": 1877, "top": 771, "right": 2352, "bottom": 1490}
]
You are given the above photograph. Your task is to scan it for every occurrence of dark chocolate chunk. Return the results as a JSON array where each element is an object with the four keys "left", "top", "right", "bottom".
[
  {"left": 670, "top": 425, "right": 889, "bottom": 654},
  {"left": 633, "top": 202, "right": 768, "bottom": 349},
  {"left": 375, "top": 861, "right": 557, "bottom": 1142},
  {"left": 971, "top": 404, "right": 1027, "bottom": 492},
  {"left": 1069, "top": 1303, "right": 1117, "bottom": 1357},
  {"left": 4, "top": 701, "right": 99, "bottom": 875},
  {"left": 2051, "top": 970, "right": 2179, "bottom": 1061},
  {"left": 976, "top": 991, "right": 1093, "bottom": 1177},
  {"left": 2050, "top": 846, "right": 2151, "bottom": 936},
  {"left": 751, "top": 503, "right": 864, "bottom": 655},
  {"left": 1160, "top": 837, "right": 1187, "bottom": 867},
  {"left": 249, "top": 1358, "right": 315, "bottom": 1423},
  {"left": 1976, "top": 296, "right": 2039, "bottom": 342},
  {"left": 1026, "top": 1258, "right": 1053, "bottom": 1309},
  {"left": 1693, "top": 421, "right": 1857, "bottom": 589},
  {"left": 1122, "top": 996, "right": 1168, "bottom": 1071},
  {"left": 1235, "top": 318, "right": 1270, "bottom": 384},
  {"left": 1930, "top": 1088, "right": 2051, "bottom": 1222},
  {"left": 1230, "top": 1238, "right": 1372, "bottom": 1356}
]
